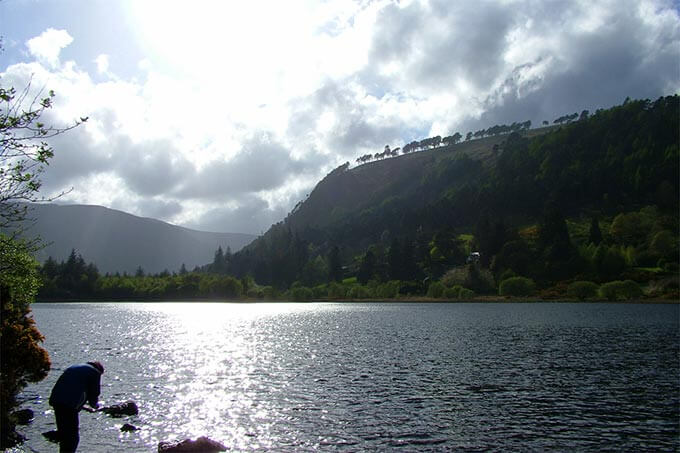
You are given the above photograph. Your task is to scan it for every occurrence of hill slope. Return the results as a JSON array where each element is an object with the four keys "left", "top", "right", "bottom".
[
  {"left": 228, "top": 96, "right": 678, "bottom": 289},
  {"left": 15, "top": 204, "right": 256, "bottom": 274}
]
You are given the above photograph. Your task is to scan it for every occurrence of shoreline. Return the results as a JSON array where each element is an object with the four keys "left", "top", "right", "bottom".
[{"left": 34, "top": 297, "right": 680, "bottom": 304}]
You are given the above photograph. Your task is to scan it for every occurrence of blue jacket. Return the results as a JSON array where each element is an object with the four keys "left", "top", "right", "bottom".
[{"left": 49, "top": 363, "right": 101, "bottom": 410}]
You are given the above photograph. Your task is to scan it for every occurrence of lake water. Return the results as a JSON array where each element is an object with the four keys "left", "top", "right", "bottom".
[{"left": 13, "top": 302, "right": 680, "bottom": 452}]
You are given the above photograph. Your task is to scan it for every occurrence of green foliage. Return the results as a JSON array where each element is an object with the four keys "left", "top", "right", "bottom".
[
  {"left": 599, "top": 280, "right": 643, "bottom": 300},
  {"left": 286, "top": 285, "right": 313, "bottom": 301},
  {"left": 348, "top": 285, "right": 372, "bottom": 299},
  {"left": 375, "top": 280, "right": 401, "bottom": 299},
  {"left": 588, "top": 216, "right": 603, "bottom": 245},
  {"left": 499, "top": 276, "right": 536, "bottom": 297},
  {"left": 327, "top": 281, "right": 347, "bottom": 299},
  {"left": 567, "top": 281, "right": 600, "bottom": 300},
  {"left": 443, "top": 285, "right": 463, "bottom": 299},
  {"left": 426, "top": 281, "right": 446, "bottom": 298},
  {"left": 609, "top": 212, "right": 650, "bottom": 246},
  {"left": 649, "top": 230, "right": 678, "bottom": 260},
  {"left": 458, "top": 287, "right": 476, "bottom": 299},
  {"left": 0, "top": 236, "right": 51, "bottom": 448},
  {"left": 357, "top": 249, "right": 377, "bottom": 284}
]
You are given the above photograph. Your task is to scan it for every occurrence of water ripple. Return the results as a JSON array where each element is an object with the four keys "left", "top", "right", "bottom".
[{"left": 12, "top": 302, "right": 680, "bottom": 452}]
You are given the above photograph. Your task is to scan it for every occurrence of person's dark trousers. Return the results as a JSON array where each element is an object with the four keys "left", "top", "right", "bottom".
[{"left": 53, "top": 405, "right": 79, "bottom": 452}]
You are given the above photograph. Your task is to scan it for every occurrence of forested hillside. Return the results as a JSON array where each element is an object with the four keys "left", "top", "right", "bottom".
[{"left": 222, "top": 96, "right": 678, "bottom": 297}]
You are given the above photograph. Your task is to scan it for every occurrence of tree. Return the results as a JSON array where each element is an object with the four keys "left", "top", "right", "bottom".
[
  {"left": 357, "top": 249, "right": 376, "bottom": 284},
  {"left": 328, "top": 245, "right": 342, "bottom": 282},
  {"left": 1, "top": 77, "right": 86, "bottom": 229},
  {"left": 387, "top": 238, "right": 402, "bottom": 280},
  {"left": 0, "top": 236, "right": 50, "bottom": 448},
  {"left": 588, "top": 216, "right": 603, "bottom": 245},
  {"left": 0, "top": 67, "right": 84, "bottom": 446}
]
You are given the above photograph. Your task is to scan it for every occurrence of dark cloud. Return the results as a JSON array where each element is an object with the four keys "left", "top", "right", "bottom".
[
  {"left": 189, "top": 196, "right": 290, "bottom": 235},
  {"left": 115, "top": 137, "right": 192, "bottom": 196},
  {"left": 289, "top": 80, "right": 407, "bottom": 158},
  {"left": 176, "top": 133, "right": 322, "bottom": 201},
  {"left": 40, "top": 122, "right": 112, "bottom": 194},
  {"left": 365, "top": 0, "right": 678, "bottom": 135},
  {"left": 465, "top": 1, "right": 680, "bottom": 132},
  {"left": 131, "top": 198, "right": 183, "bottom": 221},
  {"left": 369, "top": 1, "right": 515, "bottom": 93}
]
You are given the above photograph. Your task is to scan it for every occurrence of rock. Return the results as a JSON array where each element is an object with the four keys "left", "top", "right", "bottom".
[
  {"left": 42, "top": 430, "right": 61, "bottom": 443},
  {"left": 101, "top": 400, "right": 139, "bottom": 417},
  {"left": 120, "top": 423, "right": 139, "bottom": 432},
  {"left": 158, "top": 436, "right": 228, "bottom": 452},
  {"left": 13, "top": 408, "right": 34, "bottom": 425}
]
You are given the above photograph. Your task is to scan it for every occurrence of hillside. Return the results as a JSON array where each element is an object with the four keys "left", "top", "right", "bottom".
[
  {"left": 13, "top": 204, "right": 255, "bottom": 274},
  {"left": 287, "top": 134, "right": 506, "bottom": 231},
  {"left": 227, "top": 96, "right": 678, "bottom": 292}
]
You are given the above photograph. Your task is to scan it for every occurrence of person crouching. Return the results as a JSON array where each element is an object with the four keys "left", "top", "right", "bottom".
[{"left": 48, "top": 361, "right": 104, "bottom": 452}]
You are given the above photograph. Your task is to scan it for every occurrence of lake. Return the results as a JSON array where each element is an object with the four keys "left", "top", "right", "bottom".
[{"left": 13, "top": 302, "right": 680, "bottom": 452}]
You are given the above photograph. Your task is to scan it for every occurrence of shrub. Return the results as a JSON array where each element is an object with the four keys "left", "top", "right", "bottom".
[
  {"left": 261, "top": 286, "right": 278, "bottom": 300},
  {"left": 567, "top": 281, "right": 599, "bottom": 300},
  {"left": 499, "top": 276, "right": 535, "bottom": 297},
  {"left": 458, "top": 288, "right": 475, "bottom": 299},
  {"left": 444, "top": 285, "right": 463, "bottom": 299},
  {"left": 426, "top": 281, "right": 446, "bottom": 298},
  {"left": 348, "top": 285, "right": 371, "bottom": 299},
  {"left": 499, "top": 269, "right": 517, "bottom": 282},
  {"left": 287, "top": 286, "right": 313, "bottom": 301},
  {"left": 312, "top": 284, "right": 328, "bottom": 298},
  {"left": 599, "top": 280, "right": 643, "bottom": 300},
  {"left": 327, "top": 281, "right": 346, "bottom": 299},
  {"left": 376, "top": 281, "right": 400, "bottom": 299}
]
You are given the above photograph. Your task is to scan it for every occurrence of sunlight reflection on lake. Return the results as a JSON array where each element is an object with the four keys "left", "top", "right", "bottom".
[{"left": 14, "top": 302, "right": 680, "bottom": 452}]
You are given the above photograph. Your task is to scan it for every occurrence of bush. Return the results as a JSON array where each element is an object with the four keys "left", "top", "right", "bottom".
[
  {"left": 444, "top": 285, "right": 463, "bottom": 299},
  {"left": 327, "top": 281, "right": 347, "bottom": 299},
  {"left": 499, "top": 269, "right": 517, "bottom": 282},
  {"left": 426, "top": 281, "right": 446, "bottom": 298},
  {"left": 458, "top": 288, "right": 475, "bottom": 299},
  {"left": 1, "top": 237, "right": 51, "bottom": 448},
  {"left": 499, "top": 276, "right": 535, "bottom": 297},
  {"left": 375, "top": 281, "right": 400, "bottom": 299},
  {"left": 348, "top": 285, "right": 372, "bottom": 299},
  {"left": 567, "top": 281, "right": 600, "bottom": 300},
  {"left": 287, "top": 286, "right": 314, "bottom": 301},
  {"left": 599, "top": 280, "right": 643, "bottom": 300}
]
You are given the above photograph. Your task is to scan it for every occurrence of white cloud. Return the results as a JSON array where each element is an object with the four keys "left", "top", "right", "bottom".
[
  {"left": 94, "top": 54, "right": 109, "bottom": 74},
  {"left": 26, "top": 28, "right": 73, "bottom": 68}
]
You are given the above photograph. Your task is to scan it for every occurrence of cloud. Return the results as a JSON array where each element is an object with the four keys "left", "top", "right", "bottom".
[
  {"left": 188, "top": 196, "right": 290, "bottom": 235},
  {"left": 94, "top": 54, "right": 109, "bottom": 74},
  {"left": 26, "top": 28, "right": 73, "bottom": 67},
  {"left": 176, "top": 133, "right": 322, "bottom": 201}
]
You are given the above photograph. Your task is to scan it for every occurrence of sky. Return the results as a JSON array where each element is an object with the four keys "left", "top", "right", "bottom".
[{"left": 1, "top": 0, "right": 678, "bottom": 235}]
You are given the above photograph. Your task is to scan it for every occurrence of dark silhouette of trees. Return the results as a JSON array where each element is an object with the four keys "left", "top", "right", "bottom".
[
  {"left": 328, "top": 245, "right": 342, "bottom": 282},
  {"left": 588, "top": 216, "right": 603, "bottom": 245},
  {"left": 357, "top": 249, "right": 376, "bottom": 284}
]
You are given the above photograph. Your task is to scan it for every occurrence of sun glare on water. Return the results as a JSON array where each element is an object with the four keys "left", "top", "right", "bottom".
[{"left": 134, "top": 303, "right": 309, "bottom": 448}]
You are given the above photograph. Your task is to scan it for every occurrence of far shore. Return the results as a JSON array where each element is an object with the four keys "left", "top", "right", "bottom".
[{"left": 34, "top": 297, "right": 680, "bottom": 304}]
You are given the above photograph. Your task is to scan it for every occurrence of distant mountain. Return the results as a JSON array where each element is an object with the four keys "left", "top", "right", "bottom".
[{"left": 13, "top": 204, "right": 256, "bottom": 274}]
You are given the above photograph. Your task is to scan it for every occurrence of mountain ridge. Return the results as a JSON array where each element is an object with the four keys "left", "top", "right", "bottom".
[{"left": 14, "top": 203, "right": 256, "bottom": 274}]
